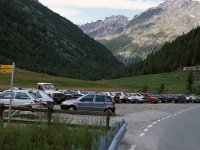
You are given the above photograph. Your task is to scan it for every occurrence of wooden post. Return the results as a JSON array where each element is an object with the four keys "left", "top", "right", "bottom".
[
  {"left": 47, "top": 105, "right": 52, "bottom": 124},
  {"left": 0, "top": 103, "right": 4, "bottom": 120},
  {"left": 106, "top": 111, "right": 110, "bottom": 129}
]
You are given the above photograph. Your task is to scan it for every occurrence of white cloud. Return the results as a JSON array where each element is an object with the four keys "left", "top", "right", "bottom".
[
  {"left": 49, "top": 6, "right": 81, "bottom": 18},
  {"left": 39, "top": 0, "right": 159, "bottom": 10}
]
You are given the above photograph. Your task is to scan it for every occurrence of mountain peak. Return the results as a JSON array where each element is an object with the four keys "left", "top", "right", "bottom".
[
  {"left": 160, "top": 0, "right": 195, "bottom": 8},
  {"left": 80, "top": 15, "right": 130, "bottom": 39}
]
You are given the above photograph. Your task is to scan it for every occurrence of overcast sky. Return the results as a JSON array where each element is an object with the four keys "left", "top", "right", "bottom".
[{"left": 38, "top": 0, "right": 198, "bottom": 25}]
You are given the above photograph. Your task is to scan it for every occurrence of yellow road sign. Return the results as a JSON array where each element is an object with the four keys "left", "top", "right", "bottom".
[
  {"left": 1, "top": 65, "right": 13, "bottom": 69},
  {"left": 0, "top": 69, "right": 12, "bottom": 73}
]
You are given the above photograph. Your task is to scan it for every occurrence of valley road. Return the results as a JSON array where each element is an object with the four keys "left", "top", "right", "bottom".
[{"left": 110, "top": 103, "right": 199, "bottom": 150}]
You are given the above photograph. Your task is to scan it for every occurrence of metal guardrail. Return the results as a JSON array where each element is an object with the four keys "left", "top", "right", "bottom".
[{"left": 99, "top": 120, "right": 127, "bottom": 150}]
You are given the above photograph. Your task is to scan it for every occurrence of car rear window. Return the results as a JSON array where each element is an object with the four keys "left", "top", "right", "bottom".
[
  {"left": 96, "top": 95, "right": 105, "bottom": 102},
  {"left": 106, "top": 96, "right": 112, "bottom": 102}
]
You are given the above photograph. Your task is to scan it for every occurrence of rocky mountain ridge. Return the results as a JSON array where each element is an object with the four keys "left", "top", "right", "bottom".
[
  {"left": 80, "top": 15, "right": 130, "bottom": 39},
  {"left": 81, "top": 0, "right": 200, "bottom": 64}
]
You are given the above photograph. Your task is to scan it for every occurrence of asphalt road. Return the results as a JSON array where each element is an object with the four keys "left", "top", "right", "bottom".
[
  {"left": 134, "top": 105, "right": 200, "bottom": 150},
  {"left": 56, "top": 103, "right": 199, "bottom": 150}
]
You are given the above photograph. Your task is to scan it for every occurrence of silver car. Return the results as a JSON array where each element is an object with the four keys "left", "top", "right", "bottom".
[{"left": 60, "top": 94, "right": 115, "bottom": 113}]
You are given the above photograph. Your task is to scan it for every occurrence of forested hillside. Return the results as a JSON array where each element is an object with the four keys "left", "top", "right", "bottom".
[
  {"left": 116, "top": 26, "right": 200, "bottom": 77},
  {"left": 0, "top": 0, "right": 123, "bottom": 80}
]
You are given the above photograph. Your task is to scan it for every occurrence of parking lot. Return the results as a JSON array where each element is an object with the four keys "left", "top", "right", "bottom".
[{"left": 110, "top": 103, "right": 199, "bottom": 150}]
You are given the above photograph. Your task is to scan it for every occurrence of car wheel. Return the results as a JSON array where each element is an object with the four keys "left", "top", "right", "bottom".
[
  {"left": 134, "top": 99, "right": 138, "bottom": 103},
  {"left": 68, "top": 106, "right": 76, "bottom": 110},
  {"left": 105, "top": 108, "right": 112, "bottom": 114}
]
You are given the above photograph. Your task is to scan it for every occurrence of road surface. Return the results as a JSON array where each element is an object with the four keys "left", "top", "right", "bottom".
[{"left": 133, "top": 105, "right": 200, "bottom": 150}]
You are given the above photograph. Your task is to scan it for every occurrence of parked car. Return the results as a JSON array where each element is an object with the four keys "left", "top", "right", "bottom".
[
  {"left": 37, "top": 82, "right": 65, "bottom": 104},
  {"left": 128, "top": 93, "right": 145, "bottom": 103},
  {"left": 144, "top": 95, "right": 160, "bottom": 103},
  {"left": 193, "top": 95, "right": 200, "bottom": 103},
  {"left": 61, "top": 89, "right": 83, "bottom": 100},
  {"left": 61, "top": 94, "right": 115, "bottom": 113},
  {"left": 113, "top": 92, "right": 129, "bottom": 103},
  {"left": 0, "top": 90, "right": 41, "bottom": 106},
  {"left": 109, "top": 92, "right": 120, "bottom": 103},
  {"left": 173, "top": 94, "right": 190, "bottom": 103},
  {"left": 188, "top": 94, "right": 200, "bottom": 103},
  {"left": 100, "top": 92, "right": 117, "bottom": 103},
  {"left": 28, "top": 90, "right": 54, "bottom": 106},
  {"left": 151, "top": 94, "right": 171, "bottom": 103}
]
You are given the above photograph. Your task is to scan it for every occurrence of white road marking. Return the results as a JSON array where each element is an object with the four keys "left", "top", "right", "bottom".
[
  {"left": 129, "top": 144, "right": 136, "bottom": 150},
  {"left": 157, "top": 119, "right": 161, "bottom": 122},
  {"left": 143, "top": 128, "right": 149, "bottom": 132},
  {"left": 140, "top": 133, "right": 145, "bottom": 136},
  {"left": 152, "top": 121, "right": 157, "bottom": 125},
  {"left": 148, "top": 125, "right": 153, "bottom": 128}
]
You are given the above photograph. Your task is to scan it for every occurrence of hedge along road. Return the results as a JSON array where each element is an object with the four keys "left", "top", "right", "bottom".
[{"left": 109, "top": 103, "right": 199, "bottom": 150}]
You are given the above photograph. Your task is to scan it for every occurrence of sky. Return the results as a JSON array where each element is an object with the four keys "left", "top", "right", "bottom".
[
  {"left": 38, "top": 0, "right": 197, "bottom": 25},
  {"left": 38, "top": 0, "right": 166, "bottom": 25}
]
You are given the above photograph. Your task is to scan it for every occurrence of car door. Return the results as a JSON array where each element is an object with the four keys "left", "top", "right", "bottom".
[
  {"left": 93, "top": 95, "right": 106, "bottom": 111},
  {"left": 77, "top": 95, "right": 94, "bottom": 111},
  {"left": 13, "top": 92, "right": 32, "bottom": 106}
]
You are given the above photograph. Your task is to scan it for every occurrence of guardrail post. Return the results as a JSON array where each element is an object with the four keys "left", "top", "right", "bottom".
[
  {"left": 115, "top": 122, "right": 120, "bottom": 135},
  {"left": 99, "top": 136, "right": 106, "bottom": 150}
]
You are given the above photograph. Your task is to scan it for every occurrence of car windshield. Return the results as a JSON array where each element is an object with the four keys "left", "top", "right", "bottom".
[
  {"left": 28, "top": 91, "right": 41, "bottom": 99},
  {"left": 43, "top": 84, "right": 55, "bottom": 90}
]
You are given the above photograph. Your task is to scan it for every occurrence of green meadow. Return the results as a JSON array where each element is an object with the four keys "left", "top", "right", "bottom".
[{"left": 0, "top": 68, "right": 199, "bottom": 93}]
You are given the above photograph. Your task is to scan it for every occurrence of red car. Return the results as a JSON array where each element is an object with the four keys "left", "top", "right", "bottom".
[{"left": 144, "top": 95, "right": 160, "bottom": 103}]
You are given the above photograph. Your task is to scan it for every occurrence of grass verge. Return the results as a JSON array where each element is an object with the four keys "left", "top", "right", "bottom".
[{"left": 0, "top": 122, "right": 108, "bottom": 150}]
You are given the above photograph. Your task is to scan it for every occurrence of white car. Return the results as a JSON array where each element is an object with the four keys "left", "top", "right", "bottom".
[
  {"left": 112, "top": 92, "right": 129, "bottom": 103},
  {"left": 28, "top": 90, "right": 54, "bottom": 106},
  {"left": 128, "top": 93, "right": 145, "bottom": 103},
  {"left": 0, "top": 90, "right": 41, "bottom": 106}
]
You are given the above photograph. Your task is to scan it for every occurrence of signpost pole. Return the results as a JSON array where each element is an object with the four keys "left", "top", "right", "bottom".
[{"left": 8, "top": 62, "right": 15, "bottom": 123}]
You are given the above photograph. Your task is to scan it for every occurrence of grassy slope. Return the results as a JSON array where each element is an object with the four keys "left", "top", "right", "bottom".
[{"left": 0, "top": 68, "right": 199, "bottom": 93}]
